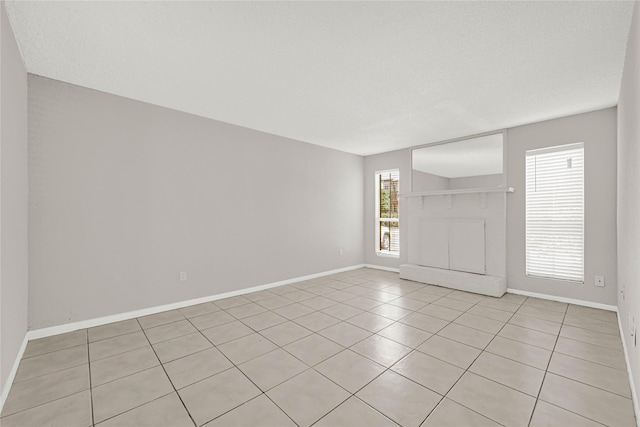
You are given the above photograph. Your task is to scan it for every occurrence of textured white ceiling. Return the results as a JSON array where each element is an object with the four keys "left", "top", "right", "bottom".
[{"left": 4, "top": 1, "right": 635, "bottom": 156}]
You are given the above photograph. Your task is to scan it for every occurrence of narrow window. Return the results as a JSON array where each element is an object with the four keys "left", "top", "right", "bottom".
[
  {"left": 526, "top": 143, "right": 584, "bottom": 282},
  {"left": 375, "top": 170, "right": 399, "bottom": 256}
]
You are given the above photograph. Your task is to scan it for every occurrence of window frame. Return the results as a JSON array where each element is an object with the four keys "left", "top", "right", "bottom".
[
  {"left": 525, "top": 142, "right": 585, "bottom": 283},
  {"left": 375, "top": 169, "right": 400, "bottom": 258}
]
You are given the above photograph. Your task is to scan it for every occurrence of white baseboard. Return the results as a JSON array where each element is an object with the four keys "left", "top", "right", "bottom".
[
  {"left": 364, "top": 264, "right": 400, "bottom": 273},
  {"left": 0, "top": 333, "right": 28, "bottom": 413},
  {"left": 28, "top": 264, "right": 366, "bottom": 341},
  {"left": 617, "top": 308, "right": 640, "bottom": 427},
  {"left": 506, "top": 288, "right": 617, "bottom": 312}
]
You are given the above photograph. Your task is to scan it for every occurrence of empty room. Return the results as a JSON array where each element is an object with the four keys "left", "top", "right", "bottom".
[{"left": 1, "top": 1, "right": 639, "bottom": 426}]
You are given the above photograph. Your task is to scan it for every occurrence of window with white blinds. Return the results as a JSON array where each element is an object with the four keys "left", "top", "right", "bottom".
[
  {"left": 526, "top": 143, "right": 584, "bottom": 282},
  {"left": 375, "top": 170, "right": 399, "bottom": 256}
]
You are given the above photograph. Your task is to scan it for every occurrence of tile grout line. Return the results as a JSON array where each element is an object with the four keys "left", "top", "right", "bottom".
[{"left": 86, "top": 330, "right": 96, "bottom": 427}]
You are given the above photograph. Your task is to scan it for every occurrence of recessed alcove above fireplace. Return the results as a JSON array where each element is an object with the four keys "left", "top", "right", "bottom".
[{"left": 400, "top": 132, "right": 513, "bottom": 297}]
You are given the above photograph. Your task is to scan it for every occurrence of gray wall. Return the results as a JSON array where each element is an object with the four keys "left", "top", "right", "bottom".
[
  {"left": 506, "top": 108, "right": 618, "bottom": 305},
  {"left": 28, "top": 75, "right": 364, "bottom": 329},
  {"left": 0, "top": 2, "right": 29, "bottom": 400},
  {"left": 617, "top": 2, "right": 639, "bottom": 412},
  {"left": 365, "top": 109, "right": 618, "bottom": 307}
]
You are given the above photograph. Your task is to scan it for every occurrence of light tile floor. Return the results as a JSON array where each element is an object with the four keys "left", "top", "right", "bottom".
[{"left": 1, "top": 268, "right": 636, "bottom": 427}]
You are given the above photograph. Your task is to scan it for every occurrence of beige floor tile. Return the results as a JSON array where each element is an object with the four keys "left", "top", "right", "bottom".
[
  {"left": 516, "top": 305, "right": 565, "bottom": 323},
  {"left": 508, "top": 313, "right": 561, "bottom": 335},
  {"left": 437, "top": 323, "right": 494, "bottom": 349},
  {"left": 314, "top": 397, "right": 398, "bottom": 427},
  {"left": 97, "top": 393, "right": 193, "bottom": 427},
  {"left": 14, "top": 344, "right": 87, "bottom": 383},
  {"left": 447, "top": 290, "right": 484, "bottom": 304},
  {"left": 189, "top": 310, "right": 235, "bottom": 330},
  {"left": 256, "top": 295, "right": 295, "bottom": 310},
  {"left": 566, "top": 305, "right": 618, "bottom": 323},
  {"left": 347, "top": 312, "right": 395, "bottom": 333},
  {"left": 548, "top": 352, "right": 631, "bottom": 397},
  {"left": 315, "top": 349, "right": 385, "bottom": 393},
  {"left": 144, "top": 319, "right": 197, "bottom": 344},
  {"left": 350, "top": 335, "right": 411, "bottom": 367},
  {"left": 260, "top": 321, "right": 313, "bottom": 347},
  {"left": 560, "top": 324, "right": 623, "bottom": 350},
  {"left": 179, "top": 367, "right": 261, "bottom": 426},
  {"left": 477, "top": 298, "right": 521, "bottom": 313},
  {"left": 282, "top": 289, "right": 316, "bottom": 302},
  {"left": 294, "top": 311, "right": 341, "bottom": 332},
  {"left": 267, "top": 369, "right": 350, "bottom": 427},
  {"left": 164, "top": 347, "right": 233, "bottom": 389},
  {"left": 92, "top": 366, "right": 173, "bottom": 423},
  {"left": 321, "top": 303, "right": 364, "bottom": 320},
  {"left": 284, "top": 333, "right": 344, "bottom": 366},
  {"left": 431, "top": 297, "right": 474, "bottom": 312},
  {"left": 178, "top": 302, "right": 220, "bottom": 318},
  {"left": 419, "top": 285, "right": 454, "bottom": 297},
  {"left": 467, "top": 304, "right": 514, "bottom": 322},
  {"left": 89, "top": 331, "right": 149, "bottom": 361},
  {"left": 499, "top": 324, "right": 557, "bottom": 350},
  {"left": 454, "top": 312, "right": 505, "bottom": 334},
  {"left": 243, "top": 289, "right": 277, "bottom": 302},
  {"left": 89, "top": 319, "right": 141, "bottom": 343},
  {"left": 469, "top": 352, "right": 545, "bottom": 396},
  {"left": 523, "top": 297, "right": 568, "bottom": 313},
  {"left": 204, "top": 395, "right": 296, "bottom": 427},
  {"left": 217, "top": 332, "right": 278, "bottom": 364},
  {"left": 300, "top": 296, "right": 339, "bottom": 310},
  {"left": 200, "top": 320, "right": 254, "bottom": 345},
  {"left": 213, "top": 295, "right": 251, "bottom": 310},
  {"left": 153, "top": 332, "right": 213, "bottom": 363},
  {"left": 447, "top": 372, "right": 536, "bottom": 427},
  {"left": 273, "top": 302, "right": 316, "bottom": 320},
  {"left": 364, "top": 291, "right": 399, "bottom": 303},
  {"left": 485, "top": 336, "right": 552, "bottom": 370},
  {"left": 356, "top": 370, "right": 441, "bottom": 427},
  {"left": 226, "top": 302, "right": 268, "bottom": 319},
  {"left": 402, "top": 291, "right": 441, "bottom": 303},
  {"left": 370, "top": 303, "right": 412, "bottom": 321},
  {"left": 319, "top": 322, "right": 371, "bottom": 347},
  {"left": 539, "top": 373, "right": 635, "bottom": 427},
  {"left": 2, "top": 365, "right": 89, "bottom": 417},
  {"left": 392, "top": 351, "right": 464, "bottom": 395},
  {"left": 422, "top": 398, "right": 501, "bottom": 427},
  {"left": 529, "top": 400, "right": 603, "bottom": 427},
  {"left": 418, "top": 304, "right": 463, "bottom": 322},
  {"left": 554, "top": 336, "right": 626, "bottom": 370},
  {"left": 241, "top": 311, "right": 288, "bottom": 331},
  {"left": 342, "top": 286, "right": 372, "bottom": 296},
  {"left": 377, "top": 322, "right": 433, "bottom": 348},
  {"left": 91, "top": 345, "right": 159, "bottom": 386},
  {"left": 0, "top": 390, "right": 91, "bottom": 427},
  {"left": 270, "top": 284, "right": 301, "bottom": 295},
  {"left": 417, "top": 335, "right": 481, "bottom": 369},
  {"left": 387, "top": 297, "right": 428, "bottom": 311},
  {"left": 500, "top": 293, "right": 528, "bottom": 304},
  {"left": 344, "top": 296, "right": 385, "bottom": 310},
  {"left": 563, "top": 314, "right": 620, "bottom": 336},
  {"left": 238, "top": 348, "right": 308, "bottom": 391},
  {"left": 324, "top": 290, "right": 358, "bottom": 302},
  {"left": 23, "top": 330, "right": 87, "bottom": 358},
  {"left": 138, "top": 310, "right": 185, "bottom": 329},
  {"left": 399, "top": 312, "right": 449, "bottom": 334}
]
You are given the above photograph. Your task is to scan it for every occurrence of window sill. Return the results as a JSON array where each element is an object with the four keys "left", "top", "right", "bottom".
[{"left": 376, "top": 251, "right": 400, "bottom": 259}]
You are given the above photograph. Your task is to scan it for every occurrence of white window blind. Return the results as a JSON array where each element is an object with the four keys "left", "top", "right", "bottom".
[
  {"left": 375, "top": 170, "right": 399, "bottom": 255},
  {"left": 526, "top": 143, "right": 584, "bottom": 283}
]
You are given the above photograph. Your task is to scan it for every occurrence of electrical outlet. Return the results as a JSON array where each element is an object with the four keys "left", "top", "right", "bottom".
[
  {"left": 622, "top": 283, "right": 626, "bottom": 300},
  {"left": 594, "top": 276, "right": 605, "bottom": 287},
  {"left": 180, "top": 272, "right": 187, "bottom": 281}
]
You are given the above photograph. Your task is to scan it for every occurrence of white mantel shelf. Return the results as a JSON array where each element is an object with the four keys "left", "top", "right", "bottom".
[{"left": 400, "top": 186, "right": 515, "bottom": 198}]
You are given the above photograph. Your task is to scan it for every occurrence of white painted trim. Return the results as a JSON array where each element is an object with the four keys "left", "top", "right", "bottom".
[
  {"left": 27, "top": 264, "right": 366, "bottom": 340},
  {"left": 506, "top": 288, "right": 617, "bottom": 312},
  {"left": 0, "top": 333, "right": 28, "bottom": 413},
  {"left": 364, "top": 264, "right": 400, "bottom": 273},
  {"left": 617, "top": 308, "right": 640, "bottom": 427}
]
